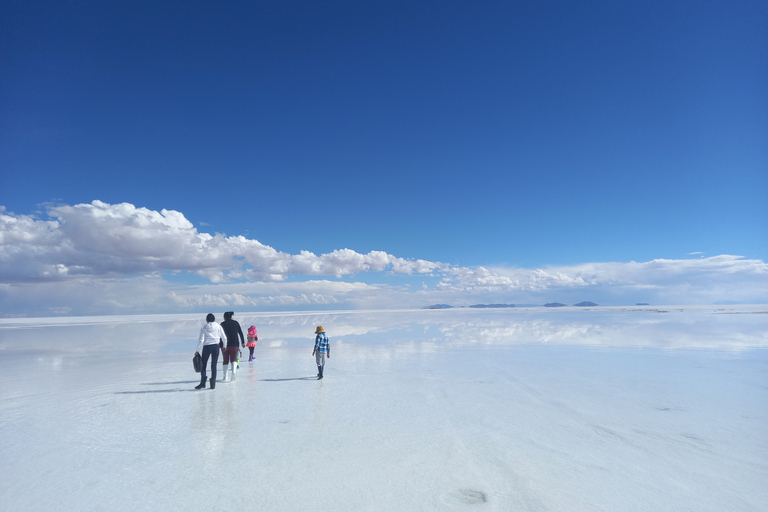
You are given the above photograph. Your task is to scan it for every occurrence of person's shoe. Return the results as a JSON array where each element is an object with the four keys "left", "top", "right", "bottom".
[
  {"left": 222, "top": 367, "right": 229, "bottom": 382},
  {"left": 194, "top": 378, "right": 206, "bottom": 390},
  {"left": 209, "top": 378, "right": 216, "bottom": 389}
]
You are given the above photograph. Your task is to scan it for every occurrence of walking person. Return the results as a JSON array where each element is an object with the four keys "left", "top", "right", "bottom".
[
  {"left": 312, "top": 326, "right": 330, "bottom": 380},
  {"left": 246, "top": 325, "right": 258, "bottom": 361},
  {"left": 195, "top": 313, "right": 226, "bottom": 390},
  {"left": 220, "top": 311, "right": 244, "bottom": 381}
]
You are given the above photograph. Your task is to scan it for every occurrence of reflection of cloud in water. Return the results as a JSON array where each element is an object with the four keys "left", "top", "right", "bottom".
[
  {"left": 1, "top": 307, "right": 765, "bottom": 355},
  {"left": 427, "top": 310, "right": 768, "bottom": 351}
]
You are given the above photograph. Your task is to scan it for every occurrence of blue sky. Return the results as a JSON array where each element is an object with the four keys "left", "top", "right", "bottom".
[{"left": 1, "top": 0, "right": 766, "bottom": 316}]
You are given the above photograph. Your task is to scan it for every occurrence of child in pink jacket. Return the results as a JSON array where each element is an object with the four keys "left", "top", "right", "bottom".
[{"left": 245, "top": 325, "right": 258, "bottom": 361}]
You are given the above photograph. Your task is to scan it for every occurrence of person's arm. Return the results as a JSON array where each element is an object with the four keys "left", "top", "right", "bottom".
[
  {"left": 196, "top": 326, "right": 205, "bottom": 354},
  {"left": 326, "top": 335, "right": 330, "bottom": 358},
  {"left": 238, "top": 325, "right": 245, "bottom": 346}
]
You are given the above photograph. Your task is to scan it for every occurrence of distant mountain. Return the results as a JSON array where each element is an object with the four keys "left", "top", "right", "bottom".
[
  {"left": 469, "top": 304, "right": 516, "bottom": 308},
  {"left": 636, "top": 303, "right": 650, "bottom": 306},
  {"left": 422, "top": 304, "right": 452, "bottom": 309},
  {"left": 544, "top": 302, "right": 567, "bottom": 307},
  {"left": 574, "top": 301, "right": 598, "bottom": 307}
]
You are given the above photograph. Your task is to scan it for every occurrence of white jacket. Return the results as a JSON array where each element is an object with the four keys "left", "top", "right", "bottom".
[{"left": 197, "top": 322, "right": 226, "bottom": 353}]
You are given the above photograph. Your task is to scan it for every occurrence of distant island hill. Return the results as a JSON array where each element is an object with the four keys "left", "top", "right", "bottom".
[{"left": 423, "top": 301, "right": 606, "bottom": 309}]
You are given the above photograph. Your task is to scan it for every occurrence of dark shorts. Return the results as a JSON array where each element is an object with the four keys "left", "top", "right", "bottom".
[{"left": 222, "top": 346, "right": 239, "bottom": 365}]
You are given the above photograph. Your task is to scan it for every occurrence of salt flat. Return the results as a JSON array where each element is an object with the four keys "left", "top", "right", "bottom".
[{"left": 0, "top": 307, "right": 766, "bottom": 511}]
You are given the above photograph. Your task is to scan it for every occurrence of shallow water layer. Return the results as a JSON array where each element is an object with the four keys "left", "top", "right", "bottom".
[{"left": 0, "top": 307, "right": 766, "bottom": 511}]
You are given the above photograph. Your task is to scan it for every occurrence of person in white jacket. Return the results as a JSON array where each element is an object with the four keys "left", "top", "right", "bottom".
[{"left": 195, "top": 313, "right": 226, "bottom": 389}]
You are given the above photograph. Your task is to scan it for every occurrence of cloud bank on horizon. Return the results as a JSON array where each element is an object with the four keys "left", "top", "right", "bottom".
[{"left": 1, "top": 201, "right": 766, "bottom": 316}]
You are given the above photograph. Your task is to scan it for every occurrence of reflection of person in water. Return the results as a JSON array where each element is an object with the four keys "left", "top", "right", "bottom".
[
  {"left": 312, "top": 326, "right": 330, "bottom": 380},
  {"left": 246, "top": 325, "right": 258, "bottom": 361},
  {"left": 195, "top": 313, "right": 225, "bottom": 390}
]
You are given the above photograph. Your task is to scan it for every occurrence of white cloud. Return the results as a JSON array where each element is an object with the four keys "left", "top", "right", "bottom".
[
  {"left": 438, "top": 266, "right": 592, "bottom": 292},
  {"left": 1, "top": 201, "right": 765, "bottom": 316},
  {"left": 0, "top": 201, "right": 443, "bottom": 284},
  {"left": 477, "top": 256, "right": 768, "bottom": 305}
]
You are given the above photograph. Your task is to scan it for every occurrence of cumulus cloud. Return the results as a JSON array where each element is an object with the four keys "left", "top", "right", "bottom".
[
  {"left": 437, "top": 266, "right": 593, "bottom": 292},
  {"left": 0, "top": 201, "right": 444, "bottom": 284},
  {"left": 0, "top": 201, "right": 765, "bottom": 316},
  {"left": 475, "top": 256, "right": 768, "bottom": 304},
  {"left": 439, "top": 256, "right": 767, "bottom": 294},
  {"left": 0, "top": 276, "right": 382, "bottom": 317}
]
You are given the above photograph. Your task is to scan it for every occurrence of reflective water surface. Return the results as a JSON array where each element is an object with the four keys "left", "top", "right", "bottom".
[
  {"left": 0, "top": 306, "right": 766, "bottom": 511},
  {"left": 1, "top": 305, "right": 766, "bottom": 355}
]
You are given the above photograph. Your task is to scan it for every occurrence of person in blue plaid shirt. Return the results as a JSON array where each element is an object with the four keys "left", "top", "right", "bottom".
[{"left": 312, "top": 326, "right": 330, "bottom": 379}]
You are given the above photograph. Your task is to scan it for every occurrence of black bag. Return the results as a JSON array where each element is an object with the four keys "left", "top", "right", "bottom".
[{"left": 193, "top": 353, "right": 202, "bottom": 373}]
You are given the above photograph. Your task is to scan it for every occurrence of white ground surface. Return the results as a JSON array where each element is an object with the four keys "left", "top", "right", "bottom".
[{"left": 1, "top": 306, "right": 766, "bottom": 511}]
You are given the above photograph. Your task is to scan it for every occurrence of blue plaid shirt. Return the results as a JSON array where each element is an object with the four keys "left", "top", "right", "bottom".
[{"left": 314, "top": 332, "right": 330, "bottom": 355}]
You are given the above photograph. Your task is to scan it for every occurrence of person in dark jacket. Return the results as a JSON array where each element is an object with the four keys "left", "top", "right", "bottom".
[{"left": 220, "top": 311, "right": 244, "bottom": 381}]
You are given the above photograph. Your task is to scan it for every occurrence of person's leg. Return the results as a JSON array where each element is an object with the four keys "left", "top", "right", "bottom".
[
  {"left": 221, "top": 347, "right": 231, "bottom": 381},
  {"left": 227, "top": 347, "right": 238, "bottom": 378},
  {"left": 321, "top": 352, "right": 326, "bottom": 378},
  {"left": 208, "top": 344, "right": 219, "bottom": 388},
  {"left": 249, "top": 346, "right": 255, "bottom": 361},
  {"left": 196, "top": 349, "right": 210, "bottom": 389}
]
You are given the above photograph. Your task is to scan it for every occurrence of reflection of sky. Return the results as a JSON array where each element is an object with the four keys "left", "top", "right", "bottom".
[
  {"left": 1, "top": 309, "right": 766, "bottom": 511},
  {"left": 1, "top": 306, "right": 766, "bottom": 355}
]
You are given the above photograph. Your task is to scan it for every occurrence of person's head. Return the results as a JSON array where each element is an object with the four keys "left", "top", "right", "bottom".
[
  {"left": 248, "top": 325, "right": 256, "bottom": 335},
  {"left": 315, "top": 326, "right": 325, "bottom": 334},
  {"left": 206, "top": 313, "right": 215, "bottom": 323},
  {"left": 223, "top": 311, "right": 233, "bottom": 320}
]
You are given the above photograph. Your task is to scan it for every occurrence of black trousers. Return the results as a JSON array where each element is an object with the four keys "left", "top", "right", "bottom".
[{"left": 201, "top": 344, "right": 219, "bottom": 382}]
